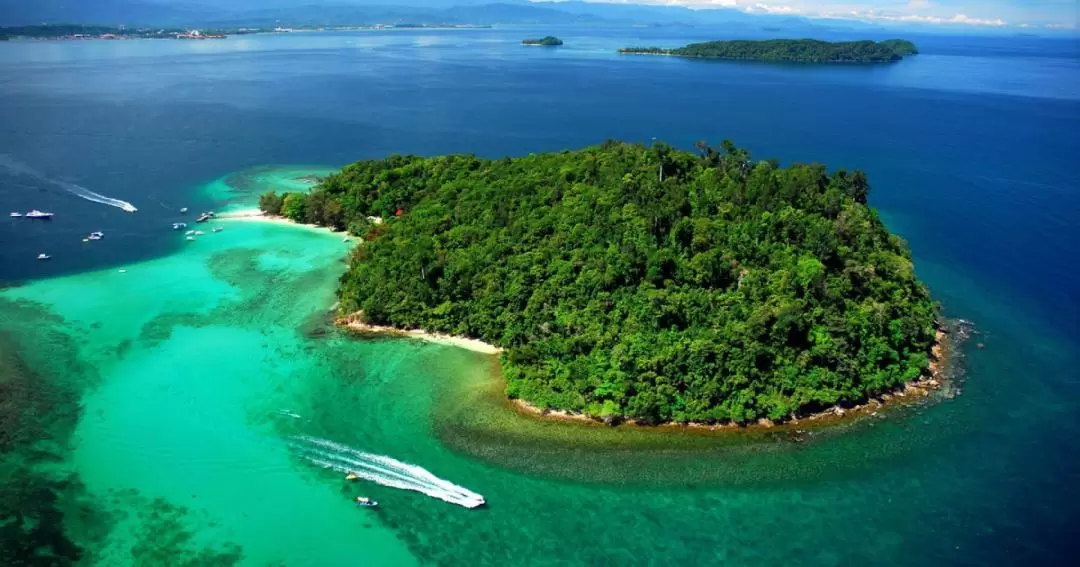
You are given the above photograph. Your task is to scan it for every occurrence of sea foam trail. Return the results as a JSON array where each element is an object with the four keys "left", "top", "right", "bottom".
[
  {"left": 290, "top": 435, "right": 485, "bottom": 508},
  {"left": 0, "top": 155, "right": 138, "bottom": 212}
]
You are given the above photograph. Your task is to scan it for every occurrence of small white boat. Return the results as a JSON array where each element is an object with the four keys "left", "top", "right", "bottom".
[
  {"left": 212, "top": 227, "right": 223, "bottom": 233},
  {"left": 87, "top": 231, "right": 104, "bottom": 240},
  {"left": 185, "top": 230, "right": 196, "bottom": 235},
  {"left": 118, "top": 269, "right": 127, "bottom": 273},
  {"left": 25, "top": 210, "right": 53, "bottom": 219},
  {"left": 172, "top": 222, "right": 187, "bottom": 230},
  {"left": 82, "top": 238, "right": 89, "bottom": 242},
  {"left": 37, "top": 253, "right": 51, "bottom": 260},
  {"left": 354, "top": 496, "right": 378, "bottom": 508},
  {"left": 180, "top": 207, "right": 188, "bottom": 213},
  {"left": 193, "top": 230, "right": 205, "bottom": 236},
  {"left": 186, "top": 236, "right": 195, "bottom": 241},
  {"left": 9, "top": 212, "right": 22, "bottom": 218}
]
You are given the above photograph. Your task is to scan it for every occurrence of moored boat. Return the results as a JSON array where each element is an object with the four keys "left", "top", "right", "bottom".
[
  {"left": 37, "top": 253, "right": 51, "bottom": 260},
  {"left": 25, "top": 210, "right": 53, "bottom": 219},
  {"left": 9, "top": 212, "right": 22, "bottom": 217},
  {"left": 355, "top": 496, "right": 378, "bottom": 508}
]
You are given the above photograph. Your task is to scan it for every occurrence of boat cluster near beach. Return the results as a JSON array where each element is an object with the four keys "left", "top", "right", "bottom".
[
  {"left": 13, "top": 205, "right": 231, "bottom": 261},
  {"left": 178, "top": 210, "right": 225, "bottom": 241}
]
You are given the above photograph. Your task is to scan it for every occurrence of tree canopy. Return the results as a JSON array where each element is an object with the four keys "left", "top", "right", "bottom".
[
  {"left": 620, "top": 39, "right": 919, "bottom": 63},
  {"left": 261, "top": 141, "right": 938, "bottom": 424},
  {"left": 522, "top": 36, "right": 563, "bottom": 46}
]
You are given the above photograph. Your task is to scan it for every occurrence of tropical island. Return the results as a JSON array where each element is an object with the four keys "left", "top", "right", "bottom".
[
  {"left": 522, "top": 36, "right": 564, "bottom": 46},
  {"left": 258, "top": 141, "right": 940, "bottom": 425},
  {"left": 619, "top": 39, "right": 919, "bottom": 63}
]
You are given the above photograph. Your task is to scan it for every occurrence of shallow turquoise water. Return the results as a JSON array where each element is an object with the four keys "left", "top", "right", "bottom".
[{"left": 1, "top": 216, "right": 422, "bottom": 565}]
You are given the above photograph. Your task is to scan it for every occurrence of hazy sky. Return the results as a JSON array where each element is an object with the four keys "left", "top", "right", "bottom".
[
  {"left": 173, "top": 0, "right": 1078, "bottom": 28},
  {"left": 549, "top": 0, "right": 1078, "bottom": 28}
]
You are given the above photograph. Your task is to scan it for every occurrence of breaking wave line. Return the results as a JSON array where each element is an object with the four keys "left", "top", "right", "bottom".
[
  {"left": 0, "top": 155, "right": 137, "bottom": 212},
  {"left": 290, "top": 435, "right": 484, "bottom": 508}
]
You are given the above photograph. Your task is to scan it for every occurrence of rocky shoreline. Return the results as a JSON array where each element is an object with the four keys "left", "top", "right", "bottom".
[
  {"left": 336, "top": 306, "right": 973, "bottom": 433},
  {"left": 510, "top": 319, "right": 973, "bottom": 432}
]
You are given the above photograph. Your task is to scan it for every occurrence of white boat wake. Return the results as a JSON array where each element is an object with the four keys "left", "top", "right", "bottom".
[
  {"left": 0, "top": 155, "right": 138, "bottom": 212},
  {"left": 290, "top": 435, "right": 485, "bottom": 508}
]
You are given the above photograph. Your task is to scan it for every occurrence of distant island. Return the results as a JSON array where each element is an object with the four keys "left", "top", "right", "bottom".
[
  {"left": 0, "top": 25, "right": 243, "bottom": 40},
  {"left": 258, "top": 141, "right": 941, "bottom": 426},
  {"left": 619, "top": 39, "right": 919, "bottom": 63},
  {"left": 0, "top": 23, "right": 492, "bottom": 41},
  {"left": 522, "top": 36, "right": 563, "bottom": 46}
]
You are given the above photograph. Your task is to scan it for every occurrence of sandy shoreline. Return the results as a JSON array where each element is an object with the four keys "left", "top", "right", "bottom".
[
  {"left": 222, "top": 212, "right": 497, "bottom": 354},
  {"left": 511, "top": 326, "right": 961, "bottom": 431},
  {"left": 217, "top": 209, "right": 354, "bottom": 238},
  {"left": 338, "top": 313, "right": 502, "bottom": 355}
]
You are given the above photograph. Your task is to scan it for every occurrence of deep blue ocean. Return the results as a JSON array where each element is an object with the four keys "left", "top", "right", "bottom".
[{"left": 1, "top": 26, "right": 1079, "bottom": 565}]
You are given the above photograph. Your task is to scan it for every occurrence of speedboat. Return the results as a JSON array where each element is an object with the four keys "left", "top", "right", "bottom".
[
  {"left": 212, "top": 227, "right": 223, "bottom": 233},
  {"left": 186, "top": 236, "right": 195, "bottom": 241},
  {"left": 180, "top": 207, "right": 188, "bottom": 213},
  {"left": 37, "top": 253, "right": 51, "bottom": 260},
  {"left": 185, "top": 230, "right": 196, "bottom": 235},
  {"left": 25, "top": 210, "right": 53, "bottom": 219},
  {"left": 196, "top": 213, "right": 211, "bottom": 223},
  {"left": 172, "top": 222, "right": 187, "bottom": 230},
  {"left": 345, "top": 472, "right": 360, "bottom": 481},
  {"left": 9, "top": 212, "right": 22, "bottom": 218},
  {"left": 88, "top": 231, "right": 104, "bottom": 240},
  {"left": 355, "top": 496, "right": 378, "bottom": 508},
  {"left": 193, "top": 230, "right": 205, "bottom": 236}
]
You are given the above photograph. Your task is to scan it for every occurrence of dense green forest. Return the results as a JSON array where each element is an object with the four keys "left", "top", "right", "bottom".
[
  {"left": 522, "top": 36, "right": 563, "bottom": 46},
  {"left": 619, "top": 39, "right": 919, "bottom": 63},
  {"left": 260, "top": 141, "right": 939, "bottom": 424}
]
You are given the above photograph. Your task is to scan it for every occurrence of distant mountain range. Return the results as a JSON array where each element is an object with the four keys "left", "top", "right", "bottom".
[
  {"left": 0, "top": 0, "right": 904, "bottom": 33},
  {"left": 0, "top": 0, "right": 818, "bottom": 28}
]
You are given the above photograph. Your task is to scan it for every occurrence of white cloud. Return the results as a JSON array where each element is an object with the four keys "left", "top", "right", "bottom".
[
  {"left": 746, "top": 3, "right": 803, "bottom": 14},
  {"left": 832, "top": 10, "right": 1009, "bottom": 27},
  {"left": 535, "top": 0, "right": 1070, "bottom": 28}
]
